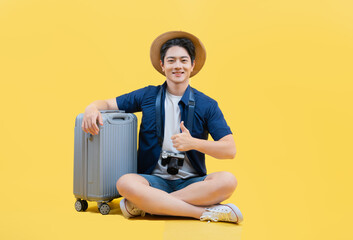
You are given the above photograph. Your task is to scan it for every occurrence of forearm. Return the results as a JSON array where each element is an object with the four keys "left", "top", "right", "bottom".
[
  {"left": 172, "top": 124, "right": 236, "bottom": 159},
  {"left": 85, "top": 100, "right": 109, "bottom": 112},
  {"left": 191, "top": 135, "right": 236, "bottom": 159},
  {"left": 85, "top": 99, "right": 117, "bottom": 112}
]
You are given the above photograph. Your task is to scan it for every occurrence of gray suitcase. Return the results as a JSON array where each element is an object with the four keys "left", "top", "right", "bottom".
[{"left": 73, "top": 111, "right": 137, "bottom": 215}]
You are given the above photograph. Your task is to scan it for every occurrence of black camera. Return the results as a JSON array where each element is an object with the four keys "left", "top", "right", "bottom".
[{"left": 161, "top": 151, "right": 185, "bottom": 175}]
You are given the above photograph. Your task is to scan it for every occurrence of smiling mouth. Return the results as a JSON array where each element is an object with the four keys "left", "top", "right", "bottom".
[{"left": 173, "top": 72, "right": 184, "bottom": 75}]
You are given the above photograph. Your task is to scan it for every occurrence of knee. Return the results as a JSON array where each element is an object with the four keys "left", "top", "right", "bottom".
[
  {"left": 218, "top": 171, "right": 238, "bottom": 195},
  {"left": 116, "top": 173, "right": 138, "bottom": 196}
]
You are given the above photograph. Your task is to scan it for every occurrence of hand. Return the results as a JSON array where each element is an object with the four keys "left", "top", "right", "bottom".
[
  {"left": 81, "top": 106, "right": 103, "bottom": 135},
  {"left": 171, "top": 121, "right": 195, "bottom": 151}
]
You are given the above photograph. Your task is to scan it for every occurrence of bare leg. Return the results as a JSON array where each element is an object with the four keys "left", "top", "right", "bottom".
[
  {"left": 170, "top": 171, "right": 237, "bottom": 206},
  {"left": 116, "top": 174, "right": 206, "bottom": 219}
]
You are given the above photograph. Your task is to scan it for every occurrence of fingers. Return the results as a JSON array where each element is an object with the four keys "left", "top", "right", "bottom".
[
  {"left": 81, "top": 121, "right": 86, "bottom": 133},
  {"left": 172, "top": 141, "right": 180, "bottom": 151},
  {"left": 91, "top": 120, "right": 98, "bottom": 135},
  {"left": 81, "top": 112, "right": 102, "bottom": 135},
  {"left": 173, "top": 143, "right": 185, "bottom": 152},
  {"left": 98, "top": 112, "right": 103, "bottom": 126},
  {"left": 180, "top": 121, "right": 189, "bottom": 133},
  {"left": 171, "top": 135, "right": 178, "bottom": 145},
  {"left": 171, "top": 125, "right": 194, "bottom": 152},
  {"left": 171, "top": 133, "right": 182, "bottom": 142},
  {"left": 82, "top": 121, "right": 92, "bottom": 135},
  {"left": 171, "top": 135, "right": 185, "bottom": 151},
  {"left": 85, "top": 121, "right": 96, "bottom": 135},
  {"left": 90, "top": 113, "right": 103, "bottom": 134}
]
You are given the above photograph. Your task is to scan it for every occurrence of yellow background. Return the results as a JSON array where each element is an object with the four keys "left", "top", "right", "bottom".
[{"left": 1, "top": 0, "right": 352, "bottom": 239}]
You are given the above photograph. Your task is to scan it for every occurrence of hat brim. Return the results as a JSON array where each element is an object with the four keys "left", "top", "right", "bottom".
[{"left": 150, "top": 31, "right": 206, "bottom": 78}]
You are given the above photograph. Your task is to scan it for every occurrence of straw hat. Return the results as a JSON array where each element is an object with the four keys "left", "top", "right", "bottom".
[{"left": 150, "top": 31, "right": 206, "bottom": 77}]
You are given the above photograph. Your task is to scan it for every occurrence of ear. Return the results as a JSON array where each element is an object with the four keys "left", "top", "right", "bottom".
[
  {"left": 160, "top": 60, "right": 164, "bottom": 72},
  {"left": 191, "top": 60, "right": 196, "bottom": 72}
]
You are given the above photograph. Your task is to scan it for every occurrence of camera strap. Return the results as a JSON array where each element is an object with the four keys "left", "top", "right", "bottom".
[{"left": 156, "top": 84, "right": 195, "bottom": 147}]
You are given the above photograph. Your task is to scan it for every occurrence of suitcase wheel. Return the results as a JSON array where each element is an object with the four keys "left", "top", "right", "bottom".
[
  {"left": 98, "top": 203, "right": 110, "bottom": 215},
  {"left": 75, "top": 200, "right": 83, "bottom": 212},
  {"left": 75, "top": 199, "right": 88, "bottom": 212},
  {"left": 81, "top": 200, "right": 88, "bottom": 211}
]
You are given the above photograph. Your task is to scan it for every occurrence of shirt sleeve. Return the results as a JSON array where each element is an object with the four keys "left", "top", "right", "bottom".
[
  {"left": 115, "top": 87, "right": 147, "bottom": 113},
  {"left": 206, "top": 100, "right": 232, "bottom": 141}
]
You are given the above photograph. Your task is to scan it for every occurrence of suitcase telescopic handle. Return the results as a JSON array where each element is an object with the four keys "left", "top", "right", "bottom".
[{"left": 107, "top": 113, "right": 131, "bottom": 124}]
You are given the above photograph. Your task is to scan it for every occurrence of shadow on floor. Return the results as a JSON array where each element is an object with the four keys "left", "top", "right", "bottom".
[
  {"left": 80, "top": 198, "right": 242, "bottom": 239},
  {"left": 83, "top": 199, "right": 194, "bottom": 221},
  {"left": 83, "top": 199, "right": 242, "bottom": 225}
]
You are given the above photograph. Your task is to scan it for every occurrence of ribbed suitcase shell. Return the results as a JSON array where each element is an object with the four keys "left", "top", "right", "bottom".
[{"left": 73, "top": 111, "right": 137, "bottom": 204}]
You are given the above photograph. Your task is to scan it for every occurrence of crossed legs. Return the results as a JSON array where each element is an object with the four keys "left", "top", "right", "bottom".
[{"left": 116, "top": 171, "right": 237, "bottom": 219}]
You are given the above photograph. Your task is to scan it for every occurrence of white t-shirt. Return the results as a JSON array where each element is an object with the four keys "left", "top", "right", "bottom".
[{"left": 152, "top": 90, "right": 199, "bottom": 180}]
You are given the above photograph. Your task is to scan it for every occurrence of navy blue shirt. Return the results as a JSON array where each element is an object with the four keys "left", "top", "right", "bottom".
[{"left": 116, "top": 82, "right": 232, "bottom": 176}]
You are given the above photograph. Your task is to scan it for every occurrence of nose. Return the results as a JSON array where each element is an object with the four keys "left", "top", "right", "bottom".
[{"left": 174, "top": 60, "right": 182, "bottom": 69}]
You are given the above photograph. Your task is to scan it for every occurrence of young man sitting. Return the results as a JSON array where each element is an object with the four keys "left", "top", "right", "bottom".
[{"left": 81, "top": 31, "right": 243, "bottom": 223}]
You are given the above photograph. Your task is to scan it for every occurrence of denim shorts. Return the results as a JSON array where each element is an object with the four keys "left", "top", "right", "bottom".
[{"left": 138, "top": 174, "right": 208, "bottom": 193}]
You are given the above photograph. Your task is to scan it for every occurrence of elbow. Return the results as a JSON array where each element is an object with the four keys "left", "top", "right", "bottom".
[
  {"left": 219, "top": 148, "right": 236, "bottom": 159},
  {"left": 224, "top": 135, "right": 236, "bottom": 159},
  {"left": 229, "top": 149, "right": 236, "bottom": 159},
  {"left": 227, "top": 145, "right": 236, "bottom": 159}
]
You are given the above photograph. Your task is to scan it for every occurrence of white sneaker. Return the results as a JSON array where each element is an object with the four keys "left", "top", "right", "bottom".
[
  {"left": 200, "top": 203, "right": 243, "bottom": 223},
  {"left": 119, "top": 198, "right": 145, "bottom": 218}
]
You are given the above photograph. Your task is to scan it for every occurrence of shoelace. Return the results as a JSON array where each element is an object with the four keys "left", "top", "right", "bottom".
[{"left": 200, "top": 207, "right": 231, "bottom": 222}]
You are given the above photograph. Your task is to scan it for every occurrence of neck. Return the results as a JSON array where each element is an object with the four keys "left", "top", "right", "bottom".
[{"left": 165, "top": 79, "right": 190, "bottom": 96}]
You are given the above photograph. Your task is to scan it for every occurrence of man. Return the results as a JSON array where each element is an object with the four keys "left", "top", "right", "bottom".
[{"left": 82, "top": 31, "right": 243, "bottom": 223}]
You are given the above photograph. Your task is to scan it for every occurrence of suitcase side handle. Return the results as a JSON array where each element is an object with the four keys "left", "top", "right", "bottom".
[{"left": 107, "top": 113, "right": 132, "bottom": 124}]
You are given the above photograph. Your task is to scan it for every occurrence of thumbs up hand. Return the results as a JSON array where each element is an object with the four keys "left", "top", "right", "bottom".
[{"left": 171, "top": 121, "right": 195, "bottom": 151}]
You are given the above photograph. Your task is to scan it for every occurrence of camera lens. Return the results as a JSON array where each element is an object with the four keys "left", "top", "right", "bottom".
[{"left": 167, "top": 158, "right": 179, "bottom": 175}]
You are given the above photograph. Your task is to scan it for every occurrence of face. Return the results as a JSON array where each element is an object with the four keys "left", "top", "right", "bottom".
[{"left": 160, "top": 46, "right": 195, "bottom": 84}]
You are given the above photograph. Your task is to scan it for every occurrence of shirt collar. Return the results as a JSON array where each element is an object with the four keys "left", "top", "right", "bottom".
[{"left": 163, "top": 81, "right": 191, "bottom": 106}]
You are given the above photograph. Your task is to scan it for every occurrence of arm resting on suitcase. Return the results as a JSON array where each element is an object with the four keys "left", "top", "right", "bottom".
[{"left": 82, "top": 98, "right": 118, "bottom": 135}]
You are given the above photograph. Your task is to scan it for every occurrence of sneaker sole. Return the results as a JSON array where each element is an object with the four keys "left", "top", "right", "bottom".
[
  {"left": 225, "top": 203, "right": 244, "bottom": 223},
  {"left": 119, "top": 198, "right": 139, "bottom": 218}
]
